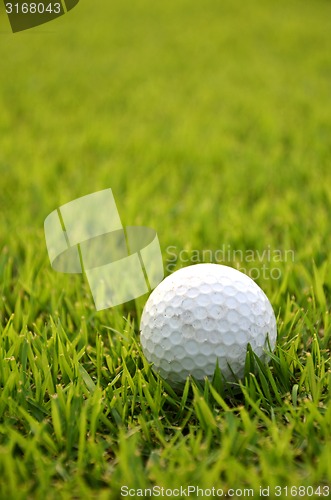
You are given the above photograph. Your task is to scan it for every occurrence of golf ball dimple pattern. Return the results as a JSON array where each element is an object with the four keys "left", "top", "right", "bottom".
[{"left": 140, "top": 264, "right": 277, "bottom": 386}]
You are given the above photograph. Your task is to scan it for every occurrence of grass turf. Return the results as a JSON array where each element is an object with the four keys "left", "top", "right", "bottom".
[{"left": 1, "top": 0, "right": 331, "bottom": 498}]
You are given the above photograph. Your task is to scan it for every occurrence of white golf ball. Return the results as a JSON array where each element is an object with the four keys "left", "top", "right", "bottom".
[{"left": 140, "top": 264, "right": 277, "bottom": 386}]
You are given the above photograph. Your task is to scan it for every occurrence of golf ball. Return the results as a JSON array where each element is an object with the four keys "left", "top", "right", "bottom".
[{"left": 140, "top": 264, "right": 277, "bottom": 386}]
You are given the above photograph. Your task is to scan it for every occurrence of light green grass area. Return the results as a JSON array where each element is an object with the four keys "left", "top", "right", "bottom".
[{"left": 1, "top": 0, "right": 331, "bottom": 498}]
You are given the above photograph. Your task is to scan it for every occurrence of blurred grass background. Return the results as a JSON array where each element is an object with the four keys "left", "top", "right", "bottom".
[
  {"left": 0, "top": 0, "right": 331, "bottom": 497},
  {"left": 1, "top": 0, "right": 331, "bottom": 238}
]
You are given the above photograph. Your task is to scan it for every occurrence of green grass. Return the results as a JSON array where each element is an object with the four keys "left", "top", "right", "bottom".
[{"left": 1, "top": 0, "right": 331, "bottom": 498}]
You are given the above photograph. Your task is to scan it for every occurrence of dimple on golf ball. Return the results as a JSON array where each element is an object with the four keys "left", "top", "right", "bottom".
[{"left": 140, "top": 264, "right": 277, "bottom": 386}]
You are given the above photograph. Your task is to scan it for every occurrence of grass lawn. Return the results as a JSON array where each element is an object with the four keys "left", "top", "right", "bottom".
[{"left": 1, "top": 0, "right": 331, "bottom": 498}]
